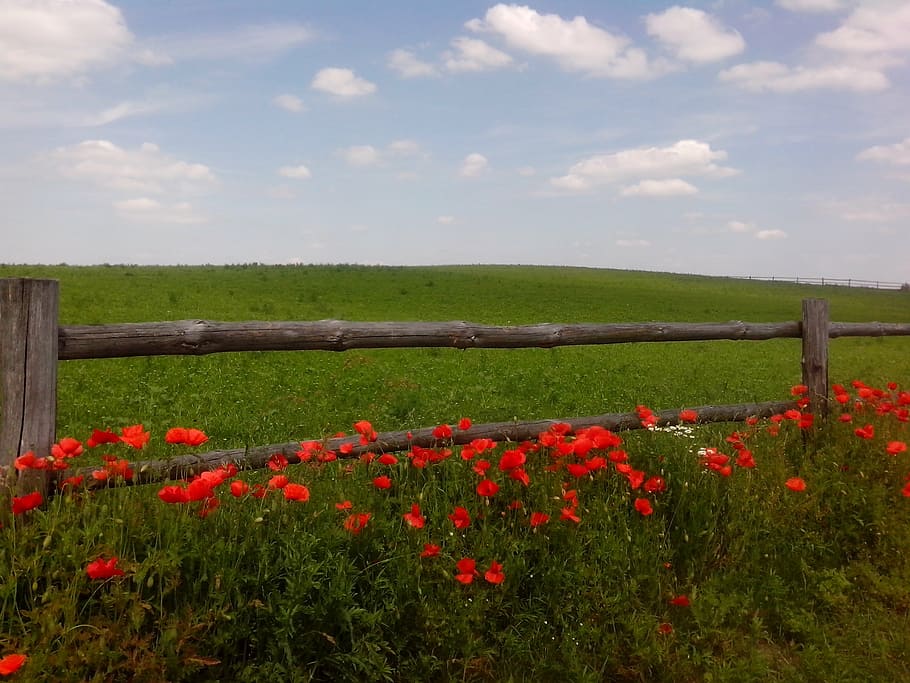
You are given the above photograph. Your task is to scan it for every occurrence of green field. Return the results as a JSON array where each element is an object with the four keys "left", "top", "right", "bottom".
[
  {"left": 2, "top": 264, "right": 908, "bottom": 457},
  {"left": 1, "top": 264, "right": 909, "bottom": 682}
]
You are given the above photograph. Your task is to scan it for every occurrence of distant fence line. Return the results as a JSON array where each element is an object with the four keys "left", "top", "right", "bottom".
[
  {"left": 2, "top": 277, "right": 910, "bottom": 499},
  {"left": 744, "top": 276, "right": 908, "bottom": 291}
]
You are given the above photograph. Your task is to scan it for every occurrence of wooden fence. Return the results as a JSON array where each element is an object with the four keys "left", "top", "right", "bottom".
[{"left": 3, "top": 277, "right": 910, "bottom": 497}]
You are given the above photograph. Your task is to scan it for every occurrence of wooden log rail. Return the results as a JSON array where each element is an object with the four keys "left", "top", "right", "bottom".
[
  {"left": 60, "top": 400, "right": 798, "bottom": 492},
  {"left": 2, "top": 276, "right": 909, "bottom": 496}
]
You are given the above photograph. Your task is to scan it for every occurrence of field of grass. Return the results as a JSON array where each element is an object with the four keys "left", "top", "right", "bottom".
[{"left": 1, "top": 264, "right": 909, "bottom": 681}]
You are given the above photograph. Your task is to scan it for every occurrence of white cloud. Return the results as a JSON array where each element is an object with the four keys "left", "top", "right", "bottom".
[
  {"left": 727, "top": 220, "right": 753, "bottom": 233},
  {"left": 645, "top": 7, "right": 745, "bottom": 64},
  {"left": 466, "top": 3, "right": 667, "bottom": 79},
  {"left": 621, "top": 178, "right": 699, "bottom": 197},
  {"left": 437, "top": 215, "right": 456, "bottom": 224},
  {"left": 386, "top": 139, "right": 423, "bottom": 157},
  {"left": 278, "top": 165, "right": 312, "bottom": 179},
  {"left": 857, "top": 137, "right": 910, "bottom": 165},
  {"left": 816, "top": 4, "right": 910, "bottom": 54},
  {"left": 311, "top": 67, "right": 377, "bottom": 97},
  {"left": 143, "top": 22, "right": 312, "bottom": 64},
  {"left": 755, "top": 229, "right": 787, "bottom": 240},
  {"left": 113, "top": 197, "right": 206, "bottom": 224},
  {"left": 775, "top": 0, "right": 846, "bottom": 12},
  {"left": 616, "top": 239, "right": 651, "bottom": 247},
  {"left": 49, "top": 140, "right": 216, "bottom": 194},
  {"left": 551, "top": 139, "right": 737, "bottom": 192},
  {"left": 444, "top": 37, "right": 513, "bottom": 73},
  {"left": 387, "top": 48, "right": 439, "bottom": 78},
  {"left": 0, "top": 0, "right": 133, "bottom": 83},
  {"left": 273, "top": 94, "right": 306, "bottom": 112},
  {"left": 718, "top": 60, "right": 888, "bottom": 92},
  {"left": 460, "top": 152, "right": 489, "bottom": 177},
  {"left": 340, "top": 145, "right": 381, "bottom": 167}
]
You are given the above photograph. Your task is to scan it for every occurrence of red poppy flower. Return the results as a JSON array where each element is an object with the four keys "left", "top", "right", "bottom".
[
  {"left": 448, "top": 506, "right": 471, "bottom": 529},
  {"left": 472, "top": 459, "right": 491, "bottom": 476},
  {"left": 343, "top": 512, "right": 371, "bottom": 534},
  {"left": 736, "top": 450, "right": 756, "bottom": 469},
  {"left": 432, "top": 424, "right": 453, "bottom": 439},
  {"left": 669, "top": 595, "right": 690, "bottom": 607},
  {"left": 643, "top": 476, "right": 667, "bottom": 494},
  {"left": 420, "top": 543, "right": 441, "bottom": 558},
  {"left": 530, "top": 512, "right": 550, "bottom": 527},
  {"left": 566, "top": 463, "right": 589, "bottom": 479},
  {"left": 335, "top": 500, "right": 353, "bottom": 510},
  {"left": 484, "top": 560, "right": 505, "bottom": 585},
  {"left": 455, "top": 558, "right": 478, "bottom": 584},
  {"left": 498, "top": 449, "right": 526, "bottom": 471},
  {"left": 560, "top": 507, "right": 581, "bottom": 524},
  {"left": 14, "top": 452, "right": 47, "bottom": 471},
  {"left": 791, "top": 384, "right": 809, "bottom": 396},
  {"left": 86, "top": 556, "right": 125, "bottom": 580},
  {"left": 91, "top": 469, "right": 108, "bottom": 482},
  {"left": 119, "top": 424, "right": 150, "bottom": 449},
  {"left": 625, "top": 469, "right": 646, "bottom": 490},
  {"left": 886, "top": 441, "right": 907, "bottom": 456},
  {"left": 51, "top": 437, "right": 83, "bottom": 459},
  {"left": 403, "top": 503, "right": 425, "bottom": 529},
  {"left": 657, "top": 623, "right": 673, "bottom": 635},
  {"left": 372, "top": 475, "right": 392, "bottom": 490},
  {"left": 283, "top": 483, "right": 310, "bottom": 502},
  {"left": 267, "top": 474, "right": 288, "bottom": 490},
  {"left": 476, "top": 479, "right": 499, "bottom": 497},
  {"left": 198, "top": 496, "right": 220, "bottom": 518},
  {"left": 62, "top": 475, "right": 84, "bottom": 489},
  {"left": 785, "top": 477, "right": 806, "bottom": 492},
  {"left": 679, "top": 409, "right": 698, "bottom": 423},
  {"left": 634, "top": 498, "right": 653, "bottom": 516},
  {"left": 0, "top": 654, "right": 27, "bottom": 675},
  {"left": 509, "top": 467, "right": 530, "bottom": 487},
  {"left": 267, "top": 453, "right": 289, "bottom": 471},
  {"left": 11, "top": 491, "right": 43, "bottom": 515},
  {"left": 230, "top": 480, "right": 250, "bottom": 497},
  {"left": 458, "top": 417, "right": 472, "bottom": 431},
  {"left": 854, "top": 424, "right": 874, "bottom": 440},
  {"left": 158, "top": 485, "right": 190, "bottom": 504},
  {"left": 838, "top": 413, "right": 853, "bottom": 423}
]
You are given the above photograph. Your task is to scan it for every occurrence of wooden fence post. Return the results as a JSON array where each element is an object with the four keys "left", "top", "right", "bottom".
[
  {"left": 0, "top": 278, "right": 59, "bottom": 498},
  {"left": 801, "top": 298, "right": 829, "bottom": 419}
]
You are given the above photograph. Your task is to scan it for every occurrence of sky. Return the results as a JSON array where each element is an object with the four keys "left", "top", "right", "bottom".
[{"left": 1, "top": 0, "right": 909, "bottom": 282}]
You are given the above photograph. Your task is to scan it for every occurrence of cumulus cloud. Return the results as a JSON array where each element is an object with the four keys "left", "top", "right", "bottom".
[
  {"left": 460, "top": 153, "right": 489, "bottom": 177},
  {"left": 857, "top": 137, "right": 910, "bottom": 166},
  {"left": 113, "top": 197, "right": 206, "bottom": 224},
  {"left": 466, "top": 3, "right": 668, "bottom": 79},
  {"left": 815, "top": 3, "right": 910, "bottom": 54},
  {"left": 443, "top": 37, "right": 513, "bottom": 73},
  {"left": 49, "top": 140, "right": 216, "bottom": 194},
  {"left": 311, "top": 67, "right": 377, "bottom": 97},
  {"left": 616, "top": 239, "right": 651, "bottom": 248},
  {"left": 727, "top": 220, "right": 753, "bottom": 233},
  {"left": 278, "top": 165, "right": 312, "bottom": 179},
  {"left": 273, "top": 94, "right": 306, "bottom": 112},
  {"left": 718, "top": 60, "right": 888, "bottom": 92},
  {"left": 436, "top": 215, "right": 456, "bottom": 224},
  {"left": 339, "top": 145, "right": 381, "bottom": 167},
  {"left": 645, "top": 7, "right": 745, "bottom": 64},
  {"left": 387, "top": 48, "right": 439, "bottom": 78},
  {"left": 775, "top": 0, "right": 846, "bottom": 12},
  {"left": 621, "top": 178, "right": 699, "bottom": 197},
  {"left": 0, "top": 0, "right": 133, "bottom": 83},
  {"left": 755, "top": 229, "right": 787, "bottom": 240},
  {"left": 551, "top": 139, "right": 737, "bottom": 192}
]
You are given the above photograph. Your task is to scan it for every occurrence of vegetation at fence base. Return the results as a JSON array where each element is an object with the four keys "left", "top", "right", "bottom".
[{"left": 2, "top": 382, "right": 910, "bottom": 682}]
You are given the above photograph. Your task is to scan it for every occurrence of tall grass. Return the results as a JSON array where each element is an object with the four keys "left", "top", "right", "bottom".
[{"left": 1, "top": 265, "right": 909, "bottom": 681}]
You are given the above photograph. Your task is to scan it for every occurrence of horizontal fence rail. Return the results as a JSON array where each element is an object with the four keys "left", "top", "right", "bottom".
[
  {"left": 2, "top": 276, "right": 909, "bottom": 499},
  {"left": 745, "top": 276, "right": 907, "bottom": 290},
  {"left": 58, "top": 320, "right": 807, "bottom": 359},
  {"left": 61, "top": 400, "right": 798, "bottom": 492}
]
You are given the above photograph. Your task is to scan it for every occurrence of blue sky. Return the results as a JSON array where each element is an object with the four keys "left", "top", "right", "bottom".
[{"left": 2, "top": 1, "right": 909, "bottom": 282}]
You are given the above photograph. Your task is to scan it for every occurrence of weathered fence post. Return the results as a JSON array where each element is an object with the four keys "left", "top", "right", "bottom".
[
  {"left": 0, "top": 278, "right": 59, "bottom": 497},
  {"left": 801, "top": 298, "right": 829, "bottom": 419}
]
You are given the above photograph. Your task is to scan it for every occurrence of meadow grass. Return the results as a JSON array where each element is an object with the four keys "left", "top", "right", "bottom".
[{"left": 1, "top": 264, "right": 909, "bottom": 681}]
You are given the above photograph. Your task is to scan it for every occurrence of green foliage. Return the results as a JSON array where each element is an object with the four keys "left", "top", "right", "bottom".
[{"left": 0, "top": 265, "right": 909, "bottom": 680}]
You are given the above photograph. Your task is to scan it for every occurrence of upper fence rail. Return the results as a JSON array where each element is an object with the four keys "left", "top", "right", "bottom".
[{"left": 743, "top": 275, "right": 908, "bottom": 291}]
